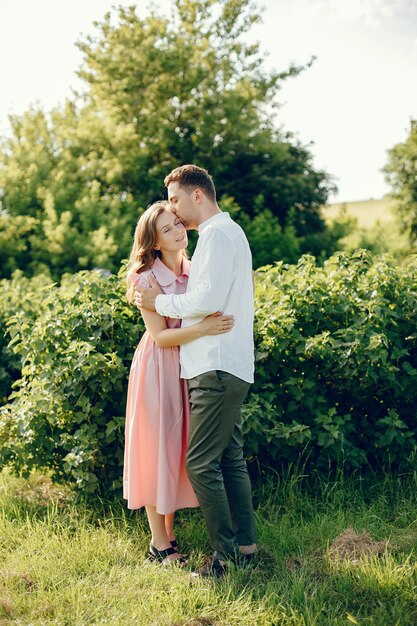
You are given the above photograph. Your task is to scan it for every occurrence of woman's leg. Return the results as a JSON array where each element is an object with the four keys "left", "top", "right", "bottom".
[
  {"left": 146, "top": 506, "right": 171, "bottom": 549},
  {"left": 145, "top": 506, "right": 182, "bottom": 563},
  {"left": 165, "top": 512, "right": 175, "bottom": 542}
]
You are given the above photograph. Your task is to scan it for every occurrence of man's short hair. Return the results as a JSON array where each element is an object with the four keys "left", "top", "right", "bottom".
[{"left": 164, "top": 164, "right": 216, "bottom": 202}]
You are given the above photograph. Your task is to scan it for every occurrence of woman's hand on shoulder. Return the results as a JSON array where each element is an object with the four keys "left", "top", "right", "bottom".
[{"left": 197, "top": 312, "right": 235, "bottom": 336}]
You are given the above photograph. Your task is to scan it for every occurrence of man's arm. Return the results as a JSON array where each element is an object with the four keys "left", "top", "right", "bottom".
[{"left": 156, "top": 228, "right": 235, "bottom": 319}]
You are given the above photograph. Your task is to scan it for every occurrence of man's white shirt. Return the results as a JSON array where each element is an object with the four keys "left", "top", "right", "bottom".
[{"left": 155, "top": 212, "right": 255, "bottom": 383}]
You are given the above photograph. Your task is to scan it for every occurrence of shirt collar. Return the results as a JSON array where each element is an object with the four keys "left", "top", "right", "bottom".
[
  {"left": 198, "top": 212, "right": 231, "bottom": 234},
  {"left": 151, "top": 256, "right": 190, "bottom": 286}
]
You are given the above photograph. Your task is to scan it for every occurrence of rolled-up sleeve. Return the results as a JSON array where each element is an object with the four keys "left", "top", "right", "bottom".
[{"left": 155, "top": 228, "right": 235, "bottom": 319}]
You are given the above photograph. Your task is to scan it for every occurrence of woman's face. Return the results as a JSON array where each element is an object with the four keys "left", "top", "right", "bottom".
[{"left": 155, "top": 209, "right": 187, "bottom": 253}]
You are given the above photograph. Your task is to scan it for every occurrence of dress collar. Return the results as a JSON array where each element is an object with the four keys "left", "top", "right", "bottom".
[{"left": 151, "top": 256, "right": 190, "bottom": 286}]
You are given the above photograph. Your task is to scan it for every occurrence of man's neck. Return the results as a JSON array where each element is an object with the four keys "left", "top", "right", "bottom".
[{"left": 196, "top": 204, "right": 222, "bottom": 227}]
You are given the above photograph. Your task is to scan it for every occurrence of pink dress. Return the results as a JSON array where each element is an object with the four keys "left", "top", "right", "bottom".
[{"left": 123, "top": 257, "right": 199, "bottom": 514}]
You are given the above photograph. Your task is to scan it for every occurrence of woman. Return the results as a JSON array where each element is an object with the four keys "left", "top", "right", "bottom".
[{"left": 123, "top": 201, "right": 234, "bottom": 566}]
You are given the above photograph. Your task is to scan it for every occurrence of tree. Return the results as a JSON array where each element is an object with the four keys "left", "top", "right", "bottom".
[
  {"left": 0, "top": 0, "right": 335, "bottom": 279},
  {"left": 384, "top": 119, "right": 417, "bottom": 244},
  {"left": 76, "top": 0, "right": 334, "bottom": 228}
]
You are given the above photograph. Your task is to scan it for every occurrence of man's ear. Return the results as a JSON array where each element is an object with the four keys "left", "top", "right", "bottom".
[{"left": 194, "top": 188, "right": 203, "bottom": 204}]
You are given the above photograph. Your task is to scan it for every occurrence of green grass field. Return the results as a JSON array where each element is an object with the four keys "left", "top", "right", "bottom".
[
  {"left": 324, "top": 197, "right": 395, "bottom": 228},
  {"left": 1, "top": 467, "right": 417, "bottom": 625}
]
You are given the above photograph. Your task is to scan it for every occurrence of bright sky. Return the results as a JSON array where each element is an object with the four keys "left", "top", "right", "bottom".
[{"left": 0, "top": 0, "right": 416, "bottom": 202}]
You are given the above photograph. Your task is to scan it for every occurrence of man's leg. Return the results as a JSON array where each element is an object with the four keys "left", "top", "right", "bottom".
[
  {"left": 186, "top": 370, "right": 256, "bottom": 563},
  {"left": 220, "top": 414, "right": 257, "bottom": 552}
]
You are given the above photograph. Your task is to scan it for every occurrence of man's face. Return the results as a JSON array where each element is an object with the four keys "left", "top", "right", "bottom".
[{"left": 167, "top": 181, "right": 197, "bottom": 230}]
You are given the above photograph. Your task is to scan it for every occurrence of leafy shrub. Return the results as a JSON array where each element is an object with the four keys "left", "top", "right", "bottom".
[
  {"left": 1, "top": 251, "right": 417, "bottom": 494},
  {"left": 0, "top": 270, "right": 143, "bottom": 492},
  {"left": 247, "top": 250, "right": 417, "bottom": 468},
  {"left": 0, "top": 272, "right": 52, "bottom": 404}
]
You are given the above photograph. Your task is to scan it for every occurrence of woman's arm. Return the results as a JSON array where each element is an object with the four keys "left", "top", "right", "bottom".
[{"left": 139, "top": 307, "right": 233, "bottom": 348}]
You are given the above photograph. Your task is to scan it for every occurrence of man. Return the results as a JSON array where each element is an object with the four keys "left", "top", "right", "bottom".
[{"left": 135, "top": 164, "right": 257, "bottom": 576}]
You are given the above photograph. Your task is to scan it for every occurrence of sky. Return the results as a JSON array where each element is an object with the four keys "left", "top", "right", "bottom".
[{"left": 0, "top": 0, "right": 416, "bottom": 203}]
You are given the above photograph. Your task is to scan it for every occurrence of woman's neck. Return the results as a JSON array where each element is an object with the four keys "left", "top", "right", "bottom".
[{"left": 160, "top": 251, "right": 183, "bottom": 277}]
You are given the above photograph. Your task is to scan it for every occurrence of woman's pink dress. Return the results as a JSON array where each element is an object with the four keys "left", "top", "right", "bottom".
[{"left": 123, "top": 256, "right": 199, "bottom": 514}]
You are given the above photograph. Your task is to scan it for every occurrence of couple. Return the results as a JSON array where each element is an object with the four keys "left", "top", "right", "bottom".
[{"left": 123, "top": 164, "right": 257, "bottom": 576}]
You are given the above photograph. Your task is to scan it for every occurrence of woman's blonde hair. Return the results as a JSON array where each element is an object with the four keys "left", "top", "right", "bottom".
[{"left": 125, "top": 201, "right": 187, "bottom": 304}]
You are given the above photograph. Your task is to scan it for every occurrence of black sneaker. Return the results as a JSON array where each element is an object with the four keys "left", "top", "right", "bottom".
[
  {"left": 195, "top": 558, "right": 227, "bottom": 577},
  {"left": 240, "top": 551, "right": 256, "bottom": 568}
]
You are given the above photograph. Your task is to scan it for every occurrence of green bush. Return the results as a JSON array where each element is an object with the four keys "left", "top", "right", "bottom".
[
  {"left": 0, "top": 272, "right": 52, "bottom": 405},
  {"left": 1, "top": 251, "right": 417, "bottom": 494},
  {"left": 0, "top": 270, "right": 143, "bottom": 492},
  {"left": 247, "top": 250, "right": 417, "bottom": 467}
]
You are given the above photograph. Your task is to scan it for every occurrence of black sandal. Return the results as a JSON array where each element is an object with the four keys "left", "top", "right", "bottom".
[
  {"left": 170, "top": 539, "right": 178, "bottom": 551},
  {"left": 148, "top": 544, "right": 187, "bottom": 566}
]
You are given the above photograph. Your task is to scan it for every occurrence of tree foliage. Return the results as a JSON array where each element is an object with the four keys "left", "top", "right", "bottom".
[
  {"left": 384, "top": 119, "right": 417, "bottom": 245},
  {"left": 0, "top": 0, "right": 335, "bottom": 280}
]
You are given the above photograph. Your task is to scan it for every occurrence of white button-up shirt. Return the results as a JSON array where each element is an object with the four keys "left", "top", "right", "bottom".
[{"left": 155, "top": 212, "right": 254, "bottom": 383}]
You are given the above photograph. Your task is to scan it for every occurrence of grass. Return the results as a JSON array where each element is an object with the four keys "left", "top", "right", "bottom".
[
  {"left": 1, "top": 466, "right": 417, "bottom": 625},
  {"left": 324, "top": 198, "right": 395, "bottom": 228}
]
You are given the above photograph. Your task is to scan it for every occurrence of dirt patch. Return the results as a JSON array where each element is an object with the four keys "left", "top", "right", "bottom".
[
  {"left": 0, "top": 597, "right": 15, "bottom": 617},
  {"left": 6, "top": 474, "right": 74, "bottom": 506},
  {"left": 0, "top": 571, "right": 37, "bottom": 590},
  {"left": 284, "top": 556, "right": 303, "bottom": 572},
  {"left": 328, "top": 527, "right": 387, "bottom": 562}
]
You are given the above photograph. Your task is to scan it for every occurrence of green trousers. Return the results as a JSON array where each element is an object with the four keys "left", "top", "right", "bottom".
[{"left": 186, "top": 370, "right": 257, "bottom": 562}]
